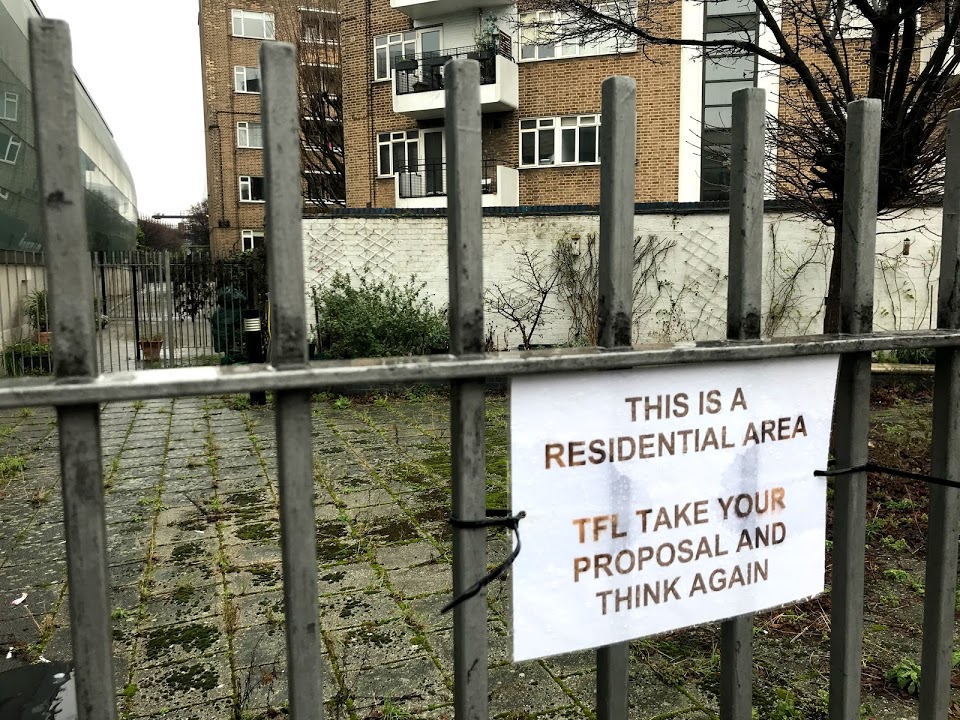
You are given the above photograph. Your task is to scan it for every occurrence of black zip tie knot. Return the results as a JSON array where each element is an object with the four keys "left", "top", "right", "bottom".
[
  {"left": 815, "top": 462, "right": 960, "bottom": 491},
  {"left": 441, "top": 509, "right": 526, "bottom": 614}
]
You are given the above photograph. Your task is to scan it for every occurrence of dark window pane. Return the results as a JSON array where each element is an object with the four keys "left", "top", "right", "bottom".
[
  {"left": 561, "top": 128, "right": 576, "bottom": 163},
  {"left": 376, "top": 47, "right": 387, "bottom": 78},
  {"left": 539, "top": 128, "right": 554, "bottom": 164},
  {"left": 392, "top": 143, "right": 405, "bottom": 173},
  {"left": 579, "top": 126, "right": 597, "bottom": 162},
  {"left": 378, "top": 144, "right": 390, "bottom": 175},
  {"left": 407, "top": 142, "right": 419, "bottom": 170},
  {"left": 521, "top": 132, "right": 535, "bottom": 165}
]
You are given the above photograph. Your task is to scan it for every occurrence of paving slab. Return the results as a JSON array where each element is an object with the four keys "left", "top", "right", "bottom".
[{"left": 0, "top": 393, "right": 945, "bottom": 719}]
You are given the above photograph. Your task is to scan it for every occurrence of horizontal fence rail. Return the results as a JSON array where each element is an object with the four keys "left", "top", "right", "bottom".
[{"left": 0, "top": 329, "right": 958, "bottom": 408}]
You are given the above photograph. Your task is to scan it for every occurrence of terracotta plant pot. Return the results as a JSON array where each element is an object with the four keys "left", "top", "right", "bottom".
[
  {"left": 35, "top": 331, "right": 52, "bottom": 346},
  {"left": 138, "top": 339, "right": 163, "bottom": 362}
]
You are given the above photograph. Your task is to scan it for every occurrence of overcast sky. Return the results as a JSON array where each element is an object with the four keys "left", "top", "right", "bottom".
[{"left": 39, "top": 0, "right": 206, "bottom": 219}]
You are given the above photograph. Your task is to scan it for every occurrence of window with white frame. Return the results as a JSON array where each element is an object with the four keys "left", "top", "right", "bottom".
[
  {"left": 239, "top": 175, "right": 265, "bottom": 202},
  {"left": 234, "top": 66, "right": 261, "bottom": 94},
  {"left": 373, "top": 32, "right": 416, "bottom": 82},
  {"left": 0, "top": 130, "right": 21, "bottom": 165},
  {"left": 241, "top": 229, "right": 265, "bottom": 251},
  {"left": 519, "top": 8, "right": 631, "bottom": 61},
  {"left": 1, "top": 92, "right": 17, "bottom": 122},
  {"left": 231, "top": 9, "right": 275, "bottom": 39},
  {"left": 519, "top": 115, "right": 600, "bottom": 167},
  {"left": 377, "top": 130, "right": 419, "bottom": 176},
  {"left": 825, "top": 0, "right": 873, "bottom": 37},
  {"left": 237, "top": 121, "right": 263, "bottom": 148},
  {"left": 0, "top": 187, "right": 8, "bottom": 201},
  {"left": 519, "top": 5, "right": 637, "bottom": 60}
]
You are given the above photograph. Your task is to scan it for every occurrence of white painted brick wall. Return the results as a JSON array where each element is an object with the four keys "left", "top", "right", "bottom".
[{"left": 303, "top": 206, "right": 943, "bottom": 350}]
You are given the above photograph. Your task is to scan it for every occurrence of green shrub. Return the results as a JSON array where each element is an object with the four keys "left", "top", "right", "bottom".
[
  {"left": 2, "top": 341, "right": 53, "bottom": 376},
  {"left": 311, "top": 271, "right": 448, "bottom": 359}
]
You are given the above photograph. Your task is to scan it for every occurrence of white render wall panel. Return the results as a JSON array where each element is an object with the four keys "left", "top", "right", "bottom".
[
  {"left": 414, "top": 11, "right": 477, "bottom": 48},
  {"left": 303, "top": 207, "right": 943, "bottom": 350}
]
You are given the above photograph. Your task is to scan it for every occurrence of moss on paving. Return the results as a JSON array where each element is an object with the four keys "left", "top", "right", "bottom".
[{"left": 146, "top": 623, "right": 221, "bottom": 660}]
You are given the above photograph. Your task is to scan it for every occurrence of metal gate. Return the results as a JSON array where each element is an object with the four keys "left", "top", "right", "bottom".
[
  {"left": 0, "top": 250, "right": 261, "bottom": 376},
  {"left": 13, "top": 18, "right": 960, "bottom": 720}
]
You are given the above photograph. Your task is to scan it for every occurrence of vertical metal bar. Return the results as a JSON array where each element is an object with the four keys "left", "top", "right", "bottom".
[
  {"left": 29, "top": 18, "right": 116, "bottom": 720},
  {"left": 0, "top": 254, "right": 12, "bottom": 370},
  {"left": 164, "top": 251, "right": 175, "bottom": 368},
  {"left": 829, "top": 98, "right": 880, "bottom": 720},
  {"left": 918, "top": 109, "right": 960, "bottom": 720},
  {"left": 596, "top": 75, "right": 636, "bottom": 720},
  {"left": 597, "top": 76, "right": 637, "bottom": 350},
  {"left": 131, "top": 262, "right": 141, "bottom": 362},
  {"left": 91, "top": 256, "right": 102, "bottom": 374},
  {"left": 445, "top": 58, "right": 488, "bottom": 720},
  {"left": 260, "top": 41, "right": 324, "bottom": 720},
  {"left": 720, "top": 86, "right": 764, "bottom": 720}
]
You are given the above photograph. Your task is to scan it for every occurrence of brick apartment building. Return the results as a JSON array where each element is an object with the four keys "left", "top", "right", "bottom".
[
  {"left": 199, "top": 0, "right": 343, "bottom": 256},
  {"left": 339, "top": 0, "right": 782, "bottom": 210}
]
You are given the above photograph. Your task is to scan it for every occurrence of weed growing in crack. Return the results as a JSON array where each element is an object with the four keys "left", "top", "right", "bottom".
[
  {"left": 886, "top": 657, "right": 921, "bottom": 696},
  {"left": 235, "top": 630, "right": 285, "bottom": 719},
  {"left": 0, "top": 454, "right": 26, "bottom": 478},
  {"left": 226, "top": 394, "right": 251, "bottom": 412}
]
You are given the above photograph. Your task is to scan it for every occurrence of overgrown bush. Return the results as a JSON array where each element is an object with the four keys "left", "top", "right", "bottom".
[
  {"left": 311, "top": 271, "right": 448, "bottom": 359},
  {"left": 170, "top": 247, "right": 267, "bottom": 321}
]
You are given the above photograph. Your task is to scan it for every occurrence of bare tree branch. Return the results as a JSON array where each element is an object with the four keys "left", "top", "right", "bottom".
[{"left": 280, "top": 0, "right": 346, "bottom": 212}]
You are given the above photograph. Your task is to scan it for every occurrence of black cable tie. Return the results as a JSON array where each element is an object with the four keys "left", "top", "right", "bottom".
[
  {"left": 441, "top": 509, "right": 526, "bottom": 614},
  {"left": 814, "top": 462, "right": 960, "bottom": 491}
]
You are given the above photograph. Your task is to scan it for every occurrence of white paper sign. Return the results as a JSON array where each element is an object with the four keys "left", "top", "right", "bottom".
[{"left": 509, "top": 355, "right": 839, "bottom": 661}]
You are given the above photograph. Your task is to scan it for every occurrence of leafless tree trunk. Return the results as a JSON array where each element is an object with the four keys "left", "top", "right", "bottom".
[{"left": 281, "top": 0, "right": 345, "bottom": 211}]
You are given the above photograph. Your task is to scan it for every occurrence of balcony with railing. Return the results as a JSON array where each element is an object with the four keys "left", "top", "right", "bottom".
[
  {"left": 392, "top": 38, "right": 518, "bottom": 119},
  {"left": 394, "top": 159, "right": 519, "bottom": 208}
]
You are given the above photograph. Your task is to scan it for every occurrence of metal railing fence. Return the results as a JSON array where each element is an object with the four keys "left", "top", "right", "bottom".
[
  {"left": 0, "top": 249, "right": 265, "bottom": 376},
  {"left": 394, "top": 37, "right": 513, "bottom": 95},
  {"left": 14, "top": 17, "right": 960, "bottom": 720},
  {"left": 396, "top": 158, "right": 500, "bottom": 199}
]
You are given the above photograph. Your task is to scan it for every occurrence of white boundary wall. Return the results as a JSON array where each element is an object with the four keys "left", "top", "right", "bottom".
[{"left": 303, "top": 206, "right": 943, "bottom": 350}]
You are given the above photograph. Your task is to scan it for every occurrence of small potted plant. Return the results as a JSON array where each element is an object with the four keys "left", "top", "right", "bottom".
[
  {"left": 22, "top": 289, "right": 51, "bottom": 345},
  {"left": 394, "top": 55, "right": 419, "bottom": 72},
  {"left": 138, "top": 333, "right": 164, "bottom": 362}
]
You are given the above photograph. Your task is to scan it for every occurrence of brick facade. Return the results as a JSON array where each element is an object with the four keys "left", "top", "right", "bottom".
[
  {"left": 340, "top": 0, "right": 685, "bottom": 208},
  {"left": 199, "top": 0, "right": 341, "bottom": 256}
]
